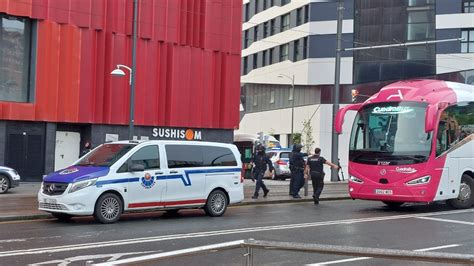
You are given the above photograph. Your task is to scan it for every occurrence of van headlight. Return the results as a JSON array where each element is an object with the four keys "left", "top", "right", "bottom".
[
  {"left": 349, "top": 175, "right": 363, "bottom": 183},
  {"left": 69, "top": 178, "right": 98, "bottom": 193},
  {"left": 406, "top": 175, "right": 430, "bottom": 186}
]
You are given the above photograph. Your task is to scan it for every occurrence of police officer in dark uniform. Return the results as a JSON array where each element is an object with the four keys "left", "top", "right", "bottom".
[
  {"left": 289, "top": 144, "right": 306, "bottom": 198},
  {"left": 251, "top": 144, "right": 274, "bottom": 199},
  {"left": 305, "top": 147, "right": 339, "bottom": 204}
]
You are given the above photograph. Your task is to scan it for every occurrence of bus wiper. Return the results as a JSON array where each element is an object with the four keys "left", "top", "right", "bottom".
[{"left": 396, "top": 155, "right": 426, "bottom": 162}]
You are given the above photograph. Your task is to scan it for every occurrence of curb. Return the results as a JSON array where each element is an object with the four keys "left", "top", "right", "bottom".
[{"left": 0, "top": 197, "right": 352, "bottom": 222}]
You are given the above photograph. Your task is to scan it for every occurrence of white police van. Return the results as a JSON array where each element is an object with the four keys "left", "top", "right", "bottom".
[{"left": 38, "top": 140, "right": 243, "bottom": 223}]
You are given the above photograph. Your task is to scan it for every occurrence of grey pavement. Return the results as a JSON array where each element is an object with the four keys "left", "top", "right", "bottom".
[{"left": 0, "top": 179, "right": 349, "bottom": 222}]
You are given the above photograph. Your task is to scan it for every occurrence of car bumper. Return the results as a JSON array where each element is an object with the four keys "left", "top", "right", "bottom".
[
  {"left": 11, "top": 179, "right": 20, "bottom": 188},
  {"left": 349, "top": 183, "right": 434, "bottom": 203},
  {"left": 38, "top": 187, "right": 97, "bottom": 216}
]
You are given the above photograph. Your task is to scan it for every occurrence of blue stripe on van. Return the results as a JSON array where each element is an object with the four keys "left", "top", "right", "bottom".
[{"left": 95, "top": 168, "right": 241, "bottom": 187}]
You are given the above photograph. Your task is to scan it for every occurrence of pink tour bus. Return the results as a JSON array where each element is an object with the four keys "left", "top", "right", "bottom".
[{"left": 336, "top": 80, "right": 473, "bottom": 208}]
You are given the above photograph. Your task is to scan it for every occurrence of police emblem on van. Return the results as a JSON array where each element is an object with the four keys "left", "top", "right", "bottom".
[
  {"left": 141, "top": 173, "right": 156, "bottom": 189},
  {"left": 59, "top": 168, "right": 79, "bottom": 175}
]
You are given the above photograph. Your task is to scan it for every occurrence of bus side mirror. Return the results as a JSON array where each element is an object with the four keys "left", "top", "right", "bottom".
[
  {"left": 335, "top": 104, "right": 362, "bottom": 134},
  {"left": 425, "top": 104, "right": 438, "bottom": 132}
]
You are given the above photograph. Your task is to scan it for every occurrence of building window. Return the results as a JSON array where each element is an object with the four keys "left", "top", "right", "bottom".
[
  {"left": 303, "top": 37, "right": 308, "bottom": 59},
  {"left": 464, "top": 0, "right": 474, "bottom": 13},
  {"left": 263, "top": 0, "right": 268, "bottom": 10},
  {"left": 255, "top": 0, "right": 259, "bottom": 14},
  {"left": 294, "top": 39, "right": 300, "bottom": 61},
  {"left": 0, "top": 14, "right": 35, "bottom": 103},
  {"left": 244, "top": 3, "right": 249, "bottom": 21},
  {"left": 407, "top": 10, "right": 435, "bottom": 41},
  {"left": 244, "top": 30, "right": 249, "bottom": 49},
  {"left": 296, "top": 8, "right": 303, "bottom": 26},
  {"left": 269, "top": 47, "right": 274, "bottom": 65},
  {"left": 270, "top": 19, "right": 276, "bottom": 35},
  {"left": 253, "top": 53, "right": 258, "bottom": 69},
  {"left": 461, "top": 29, "right": 474, "bottom": 53},
  {"left": 280, "top": 43, "right": 289, "bottom": 61},
  {"left": 263, "top": 22, "right": 269, "bottom": 38},
  {"left": 262, "top": 50, "right": 267, "bottom": 67},
  {"left": 408, "top": 0, "right": 434, "bottom": 6},
  {"left": 254, "top": 26, "right": 259, "bottom": 42},
  {"left": 304, "top": 5, "right": 309, "bottom": 23},
  {"left": 270, "top": 90, "right": 275, "bottom": 104},
  {"left": 282, "top": 0, "right": 290, "bottom": 5},
  {"left": 280, "top": 13, "right": 290, "bottom": 32},
  {"left": 243, "top": 57, "right": 248, "bottom": 75}
]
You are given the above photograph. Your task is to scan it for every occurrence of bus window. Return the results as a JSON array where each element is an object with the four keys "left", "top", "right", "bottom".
[{"left": 436, "top": 102, "right": 474, "bottom": 156}]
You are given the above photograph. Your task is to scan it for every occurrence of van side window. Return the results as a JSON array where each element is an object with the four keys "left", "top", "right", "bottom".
[
  {"left": 118, "top": 145, "right": 160, "bottom": 172},
  {"left": 436, "top": 102, "right": 474, "bottom": 156},
  {"left": 202, "top": 146, "right": 237, "bottom": 167},
  {"left": 166, "top": 145, "right": 203, "bottom": 168}
]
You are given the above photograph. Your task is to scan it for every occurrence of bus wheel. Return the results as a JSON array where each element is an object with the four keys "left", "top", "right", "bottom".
[
  {"left": 94, "top": 193, "right": 123, "bottom": 224},
  {"left": 204, "top": 190, "right": 228, "bottom": 217},
  {"left": 52, "top": 213, "right": 73, "bottom": 222},
  {"left": 382, "top": 201, "right": 404, "bottom": 208},
  {"left": 447, "top": 175, "right": 473, "bottom": 209}
]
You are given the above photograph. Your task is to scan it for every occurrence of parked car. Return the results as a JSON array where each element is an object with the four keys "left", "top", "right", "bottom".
[
  {"left": 0, "top": 166, "right": 21, "bottom": 194},
  {"left": 264, "top": 149, "right": 292, "bottom": 180}
]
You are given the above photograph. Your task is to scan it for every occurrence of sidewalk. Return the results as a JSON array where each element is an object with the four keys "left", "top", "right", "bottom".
[{"left": 0, "top": 180, "right": 350, "bottom": 222}]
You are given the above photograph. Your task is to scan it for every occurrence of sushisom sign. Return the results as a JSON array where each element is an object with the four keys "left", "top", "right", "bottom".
[{"left": 152, "top": 128, "right": 202, "bottom": 140}]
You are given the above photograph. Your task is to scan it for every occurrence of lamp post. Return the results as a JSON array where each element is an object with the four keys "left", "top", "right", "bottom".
[
  {"left": 110, "top": 0, "right": 138, "bottom": 141},
  {"left": 277, "top": 74, "right": 295, "bottom": 147}
]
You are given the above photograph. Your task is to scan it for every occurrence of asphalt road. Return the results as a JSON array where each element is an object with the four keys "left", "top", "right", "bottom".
[{"left": 0, "top": 200, "right": 472, "bottom": 266}]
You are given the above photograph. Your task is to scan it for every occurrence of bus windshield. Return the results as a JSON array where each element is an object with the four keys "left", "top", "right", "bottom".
[
  {"left": 349, "top": 102, "right": 431, "bottom": 165},
  {"left": 76, "top": 143, "right": 136, "bottom": 167}
]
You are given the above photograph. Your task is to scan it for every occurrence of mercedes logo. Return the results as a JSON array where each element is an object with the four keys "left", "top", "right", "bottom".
[
  {"left": 380, "top": 169, "right": 387, "bottom": 176},
  {"left": 47, "top": 184, "right": 55, "bottom": 193}
]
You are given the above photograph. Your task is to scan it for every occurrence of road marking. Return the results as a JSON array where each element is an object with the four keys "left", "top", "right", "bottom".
[
  {"left": 0, "top": 208, "right": 472, "bottom": 258},
  {"left": 416, "top": 216, "right": 474, "bottom": 226},
  {"left": 30, "top": 251, "right": 156, "bottom": 266},
  {"left": 309, "top": 244, "right": 461, "bottom": 265}
]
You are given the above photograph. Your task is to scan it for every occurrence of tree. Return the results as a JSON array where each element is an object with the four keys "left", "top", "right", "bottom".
[{"left": 301, "top": 119, "right": 315, "bottom": 154}]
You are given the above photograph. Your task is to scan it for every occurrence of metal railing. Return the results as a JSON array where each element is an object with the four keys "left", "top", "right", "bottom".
[{"left": 92, "top": 239, "right": 474, "bottom": 266}]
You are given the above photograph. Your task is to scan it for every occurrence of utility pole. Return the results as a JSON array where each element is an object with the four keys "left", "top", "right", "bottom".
[{"left": 331, "top": 0, "right": 344, "bottom": 182}]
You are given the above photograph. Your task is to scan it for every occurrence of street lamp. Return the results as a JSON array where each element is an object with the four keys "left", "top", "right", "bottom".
[
  {"left": 111, "top": 64, "right": 135, "bottom": 140},
  {"left": 277, "top": 73, "right": 295, "bottom": 147}
]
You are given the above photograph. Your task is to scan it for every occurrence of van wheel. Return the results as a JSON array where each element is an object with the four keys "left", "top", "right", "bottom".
[
  {"left": 204, "top": 190, "right": 228, "bottom": 217},
  {"left": 0, "top": 175, "right": 10, "bottom": 194},
  {"left": 52, "top": 213, "right": 73, "bottom": 222},
  {"left": 94, "top": 193, "right": 123, "bottom": 224},
  {"left": 447, "top": 175, "right": 473, "bottom": 209},
  {"left": 382, "top": 201, "right": 404, "bottom": 208}
]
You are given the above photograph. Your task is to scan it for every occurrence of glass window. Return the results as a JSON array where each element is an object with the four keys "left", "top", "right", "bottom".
[
  {"left": 243, "top": 57, "right": 248, "bottom": 75},
  {"left": 253, "top": 53, "right": 258, "bottom": 69},
  {"left": 281, "top": 13, "right": 290, "bottom": 32},
  {"left": 255, "top": 0, "right": 259, "bottom": 14},
  {"left": 130, "top": 145, "right": 160, "bottom": 170},
  {"left": 202, "top": 146, "right": 237, "bottom": 167},
  {"left": 281, "top": 0, "right": 290, "bottom": 5},
  {"left": 408, "top": 0, "right": 434, "bottom": 6},
  {"left": 244, "top": 3, "right": 249, "bottom": 21},
  {"left": 296, "top": 8, "right": 303, "bottom": 26},
  {"left": 436, "top": 102, "right": 474, "bottom": 156},
  {"left": 253, "top": 26, "right": 259, "bottom": 42},
  {"left": 0, "top": 14, "right": 34, "bottom": 103},
  {"left": 407, "top": 23, "right": 435, "bottom": 41},
  {"left": 166, "top": 145, "right": 203, "bottom": 168},
  {"left": 294, "top": 39, "right": 300, "bottom": 61},
  {"left": 262, "top": 50, "right": 267, "bottom": 66},
  {"left": 461, "top": 29, "right": 474, "bottom": 53},
  {"left": 304, "top": 5, "right": 309, "bottom": 23},
  {"left": 269, "top": 47, "right": 274, "bottom": 65},
  {"left": 303, "top": 37, "right": 308, "bottom": 59},
  {"left": 464, "top": 0, "right": 474, "bottom": 13},
  {"left": 77, "top": 144, "right": 136, "bottom": 167},
  {"left": 263, "top": 22, "right": 269, "bottom": 38},
  {"left": 244, "top": 30, "right": 249, "bottom": 49},
  {"left": 270, "top": 19, "right": 275, "bottom": 35},
  {"left": 270, "top": 90, "right": 275, "bottom": 103},
  {"left": 280, "top": 43, "right": 289, "bottom": 61}
]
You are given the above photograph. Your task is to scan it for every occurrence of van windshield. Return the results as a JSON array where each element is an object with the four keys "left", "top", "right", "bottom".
[{"left": 76, "top": 144, "right": 136, "bottom": 167}]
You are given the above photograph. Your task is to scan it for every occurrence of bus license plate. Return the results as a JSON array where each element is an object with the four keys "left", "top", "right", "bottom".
[{"left": 374, "top": 189, "right": 393, "bottom": 195}]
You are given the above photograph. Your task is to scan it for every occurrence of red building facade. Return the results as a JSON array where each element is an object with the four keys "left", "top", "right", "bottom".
[{"left": 0, "top": 0, "right": 242, "bottom": 180}]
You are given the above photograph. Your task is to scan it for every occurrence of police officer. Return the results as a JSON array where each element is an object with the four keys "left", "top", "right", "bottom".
[
  {"left": 289, "top": 144, "right": 306, "bottom": 198},
  {"left": 251, "top": 144, "right": 274, "bottom": 199},
  {"left": 305, "top": 148, "right": 339, "bottom": 204}
]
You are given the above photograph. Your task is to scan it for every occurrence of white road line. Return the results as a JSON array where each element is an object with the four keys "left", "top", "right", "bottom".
[
  {"left": 416, "top": 217, "right": 474, "bottom": 226},
  {"left": 308, "top": 244, "right": 461, "bottom": 265},
  {"left": 0, "top": 208, "right": 471, "bottom": 258}
]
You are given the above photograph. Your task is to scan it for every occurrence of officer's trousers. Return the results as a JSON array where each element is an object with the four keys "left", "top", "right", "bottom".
[
  {"left": 311, "top": 172, "right": 325, "bottom": 200},
  {"left": 290, "top": 170, "right": 304, "bottom": 196},
  {"left": 253, "top": 170, "right": 268, "bottom": 196}
]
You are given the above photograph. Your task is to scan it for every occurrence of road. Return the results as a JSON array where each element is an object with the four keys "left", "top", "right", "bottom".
[{"left": 0, "top": 200, "right": 472, "bottom": 265}]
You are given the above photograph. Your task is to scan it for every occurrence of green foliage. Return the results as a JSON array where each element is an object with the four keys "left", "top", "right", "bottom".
[{"left": 301, "top": 119, "right": 315, "bottom": 154}]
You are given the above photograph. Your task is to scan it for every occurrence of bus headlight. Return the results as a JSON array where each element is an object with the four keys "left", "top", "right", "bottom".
[
  {"left": 69, "top": 178, "right": 98, "bottom": 193},
  {"left": 349, "top": 175, "right": 363, "bottom": 183},
  {"left": 406, "top": 175, "right": 430, "bottom": 185}
]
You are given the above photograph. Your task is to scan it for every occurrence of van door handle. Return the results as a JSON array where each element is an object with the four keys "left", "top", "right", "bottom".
[
  {"left": 170, "top": 170, "right": 178, "bottom": 174},
  {"left": 155, "top": 171, "right": 164, "bottom": 175}
]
